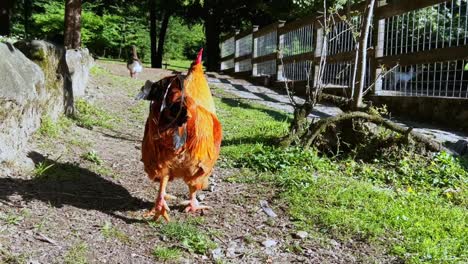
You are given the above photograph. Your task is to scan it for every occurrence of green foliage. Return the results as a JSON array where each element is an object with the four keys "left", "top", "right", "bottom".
[
  {"left": 81, "top": 150, "right": 103, "bottom": 165},
  {"left": 0, "top": 210, "right": 25, "bottom": 225},
  {"left": 64, "top": 242, "right": 88, "bottom": 264},
  {"left": 152, "top": 246, "right": 182, "bottom": 261},
  {"left": 38, "top": 115, "right": 72, "bottom": 138},
  {"left": 150, "top": 220, "right": 216, "bottom": 254},
  {"left": 214, "top": 89, "right": 468, "bottom": 263},
  {"left": 74, "top": 99, "right": 116, "bottom": 129},
  {"left": 33, "top": 161, "right": 55, "bottom": 177},
  {"left": 101, "top": 222, "right": 130, "bottom": 243},
  {"left": 165, "top": 17, "right": 205, "bottom": 60},
  {"left": 282, "top": 169, "right": 467, "bottom": 263}
]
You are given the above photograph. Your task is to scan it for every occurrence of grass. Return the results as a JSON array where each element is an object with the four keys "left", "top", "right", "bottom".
[
  {"left": 64, "top": 242, "right": 88, "bottom": 264},
  {"left": 74, "top": 99, "right": 117, "bottom": 129},
  {"left": 149, "top": 219, "right": 216, "bottom": 254},
  {"left": 33, "top": 161, "right": 55, "bottom": 177},
  {"left": 152, "top": 246, "right": 182, "bottom": 261},
  {"left": 0, "top": 211, "right": 24, "bottom": 225},
  {"left": 38, "top": 115, "right": 72, "bottom": 138},
  {"left": 213, "top": 88, "right": 468, "bottom": 263},
  {"left": 101, "top": 222, "right": 130, "bottom": 243},
  {"left": 81, "top": 150, "right": 103, "bottom": 165},
  {"left": 161, "top": 59, "right": 194, "bottom": 71}
]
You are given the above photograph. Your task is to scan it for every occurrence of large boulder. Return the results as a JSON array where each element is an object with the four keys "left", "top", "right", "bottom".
[
  {"left": 14, "top": 40, "right": 65, "bottom": 120},
  {"left": 0, "top": 40, "right": 94, "bottom": 173},
  {"left": 66, "top": 48, "right": 94, "bottom": 97},
  {"left": 0, "top": 42, "right": 46, "bottom": 168}
]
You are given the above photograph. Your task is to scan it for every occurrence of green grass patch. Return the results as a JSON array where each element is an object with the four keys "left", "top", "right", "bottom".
[
  {"left": 64, "top": 242, "right": 88, "bottom": 264},
  {"left": 152, "top": 246, "right": 182, "bottom": 261},
  {"left": 33, "top": 161, "right": 55, "bottom": 177},
  {"left": 74, "top": 99, "right": 117, "bottom": 129},
  {"left": 282, "top": 168, "right": 467, "bottom": 263},
  {"left": 214, "top": 88, "right": 468, "bottom": 263},
  {"left": 81, "top": 150, "right": 103, "bottom": 165},
  {"left": 101, "top": 222, "right": 130, "bottom": 243},
  {"left": 213, "top": 90, "right": 290, "bottom": 167},
  {"left": 150, "top": 219, "right": 216, "bottom": 254},
  {"left": 38, "top": 115, "right": 72, "bottom": 138},
  {"left": 161, "top": 59, "right": 193, "bottom": 71}
]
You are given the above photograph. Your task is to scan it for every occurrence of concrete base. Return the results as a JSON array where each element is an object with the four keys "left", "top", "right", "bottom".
[{"left": 370, "top": 95, "right": 468, "bottom": 132}]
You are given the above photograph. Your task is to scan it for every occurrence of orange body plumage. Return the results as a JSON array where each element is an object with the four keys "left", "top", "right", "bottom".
[{"left": 139, "top": 49, "right": 222, "bottom": 220}]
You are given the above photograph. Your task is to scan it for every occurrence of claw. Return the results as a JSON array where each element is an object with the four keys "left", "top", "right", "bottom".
[
  {"left": 182, "top": 199, "right": 212, "bottom": 213},
  {"left": 144, "top": 194, "right": 172, "bottom": 222},
  {"left": 165, "top": 194, "right": 177, "bottom": 200}
]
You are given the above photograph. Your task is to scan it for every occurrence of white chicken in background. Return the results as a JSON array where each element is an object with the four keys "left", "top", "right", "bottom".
[{"left": 127, "top": 45, "right": 143, "bottom": 78}]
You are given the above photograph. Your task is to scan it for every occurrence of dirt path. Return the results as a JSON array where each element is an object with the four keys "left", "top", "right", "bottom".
[{"left": 0, "top": 61, "right": 386, "bottom": 263}]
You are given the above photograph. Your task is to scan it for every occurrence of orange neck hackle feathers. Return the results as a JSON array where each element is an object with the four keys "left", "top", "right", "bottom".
[{"left": 184, "top": 48, "right": 216, "bottom": 114}]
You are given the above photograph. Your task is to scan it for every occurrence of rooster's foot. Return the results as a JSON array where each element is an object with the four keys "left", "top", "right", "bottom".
[
  {"left": 180, "top": 199, "right": 212, "bottom": 213},
  {"left": 144, "top": 194, "right": 173, "bottom": 221}
]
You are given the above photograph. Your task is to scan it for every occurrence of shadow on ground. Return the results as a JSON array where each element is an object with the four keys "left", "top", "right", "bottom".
[{"left": 0, "top": 151, "right": 152, "bottom": 223}]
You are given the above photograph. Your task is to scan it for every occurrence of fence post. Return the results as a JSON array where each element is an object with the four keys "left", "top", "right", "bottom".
[
  {"left": 374, "top": 18, "right": 386, "bottom": 95},
  {"left": 313, "top": 27, "right": 324, "bottom": 88},
  {"left": 252, "top": 25, "right": 259, "bottom": 76},
  {"left": 276, "top": 21, "right": 286, "bottom": 82}
]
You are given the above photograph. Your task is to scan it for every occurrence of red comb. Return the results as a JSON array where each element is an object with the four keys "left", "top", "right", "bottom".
[{"left": 195, "top": 48, "right": 203, "bottom": 64}]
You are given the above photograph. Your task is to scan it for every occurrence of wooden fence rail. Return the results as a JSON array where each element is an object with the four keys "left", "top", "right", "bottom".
[{"left": 219, "top": 0, "right": 468, "bottom": 99}]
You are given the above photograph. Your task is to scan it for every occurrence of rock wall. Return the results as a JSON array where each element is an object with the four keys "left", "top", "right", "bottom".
[
  {"left": 0, "top": 41, "right": 94, "bottom": 172},
  {"left": 0, "top": 43, "right": 46, "bottom": 168},
  {"left": 15, "top": 40, "right": 65, "bottom": 121}
]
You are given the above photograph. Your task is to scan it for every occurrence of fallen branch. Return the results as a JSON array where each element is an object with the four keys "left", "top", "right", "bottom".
[{"left": 304, "top": 111, "right": 442, "bottom": 152}]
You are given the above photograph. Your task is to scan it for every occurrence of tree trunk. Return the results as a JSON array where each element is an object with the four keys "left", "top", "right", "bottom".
[
  {"left": 352, "top": 0, "right": 376, "bottom": 109},
  {"left": 64, "top": 0, "right": 82, "bottom": 49},
  {"left": 0, "top": 0, "right": 14, "bottom": 36},
  {"left": 155, "top": 11, "right": 170, "bottom": 68},
  {"left": 24, "top": 0, "right": 32, "bottom": 38},
  {"left": 149, "top": 0, "right": 157, "bottom": 68},
  {"left": 204, "top": 12, "right": 220, "bottom": 71}
]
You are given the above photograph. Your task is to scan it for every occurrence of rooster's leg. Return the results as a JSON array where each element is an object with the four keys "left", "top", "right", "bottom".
[
  {"left": 182, "top": 185, "right": 212, "bottom": 213},
  {"left": 144, "top": 176, "right": 172, "bottom": 221}
]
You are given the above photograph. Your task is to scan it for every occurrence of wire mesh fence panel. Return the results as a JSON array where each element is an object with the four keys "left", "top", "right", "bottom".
[
  {"left": 279, "top": 24, "right": 314, "bottom": 57},
  {"left": 322, "top": 59, "right": 372, "bottom": 88},
  {"left": 383, "top": 0, "right": 468, "bottom": 56},
  {"left": 220, "top": 37, "right": 235, "bottom": 58},
  {"left": 380, "top": 60, "right": 468, "bottom": 98},
  {"left": 220, "top": 59, "right": 235, "bottom": 70},
  {"left": 235, "top": 59, "right": 253, "bottom": 72},
  {"left": 327, "top": 16, "right": 372, "bottom": 56},
  {"left": 236, "top": 34, "right": 253, "bottom": 57},
  {"left": 277, "top": 60, "right": 314, "bottom": 81},
  {"left": 253, "top": 60, "right": 277, "bottom": 76},
  {"left": 254, "top": 31, "right": 278, "bottom": 58}
]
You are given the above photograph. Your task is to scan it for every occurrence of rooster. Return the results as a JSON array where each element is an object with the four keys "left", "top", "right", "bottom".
[
  {"left": 136, "top": 49, "right": 222, "bottom": 221},
  {"left": 127, "top": 45, "right": 143, "bottom": 78}
]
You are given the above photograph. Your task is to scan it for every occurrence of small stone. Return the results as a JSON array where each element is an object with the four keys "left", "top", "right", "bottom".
[
  {"left": 211, "top": 248, "right": 223, "bottom": 260},
  {"left": 293, "top": 231, "right": 308, "bottom": 239},
  {"left": 198, "top": 194, "right": 206, "bottom": 201},
  {"left": 262, "top": 239, "right": 277, "bottom": 248}
]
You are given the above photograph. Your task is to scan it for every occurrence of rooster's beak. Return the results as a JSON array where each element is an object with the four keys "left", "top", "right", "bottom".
[{"left": 135, "top": 80, "right": 153, "bottom": 100}]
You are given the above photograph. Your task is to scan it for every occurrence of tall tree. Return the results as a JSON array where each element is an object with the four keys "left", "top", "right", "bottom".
[
  {"left": 23, "top": 0, "right": 32, "bottom": 38},
  {"left": 149, "top": 0, "right": 158, "bottom": 67},
  {"left": 155, "top": 10, "right": 171, "bottom": 68},
  {"left": 64, "top": 0, "right": 82, "bottom": 49},
  {"left": 0, "top": 0, "right": 14, "bottom": 36}
]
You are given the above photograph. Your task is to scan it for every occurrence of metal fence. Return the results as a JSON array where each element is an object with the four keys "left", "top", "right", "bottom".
[{"left": 219, "top": 0, "right": 468, "bottom": 99}]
